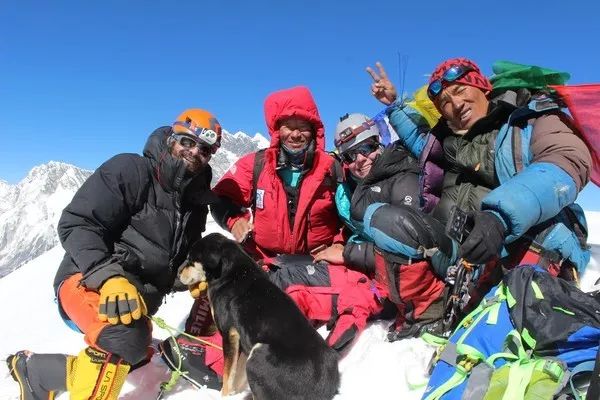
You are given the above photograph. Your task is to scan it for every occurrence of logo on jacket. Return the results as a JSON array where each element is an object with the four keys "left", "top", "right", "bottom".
[
  {"left": 404, "top": 195, "right": 413, "bottom": 205},
  {"left": 256, "top": 189, "right": 265, "bottom": 209},
  {"left": 370, "top": 186, "right": 381, "bottom": 193}
]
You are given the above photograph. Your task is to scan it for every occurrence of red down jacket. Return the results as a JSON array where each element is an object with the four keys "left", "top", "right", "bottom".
[{"left": 212, "top": 86, "right": 344, "bottom": 257}]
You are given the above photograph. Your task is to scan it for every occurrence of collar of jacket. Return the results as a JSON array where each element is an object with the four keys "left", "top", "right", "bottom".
[{"left": 363, "top": 142, "right": 419, "bottom": 185}]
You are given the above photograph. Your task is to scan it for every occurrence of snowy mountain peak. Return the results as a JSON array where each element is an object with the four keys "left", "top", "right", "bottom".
[
  {"left": 0, "top": 161, "right": 92, "bottom": 278},
  {"left": 251, "top": 132, "right": 270, "bottom": 149},
  {"left": 209, "top": 130, "right": 269, "bottom": 185},
  {"left": 21, "top": 161, "right": 92, "bottom": 196}
]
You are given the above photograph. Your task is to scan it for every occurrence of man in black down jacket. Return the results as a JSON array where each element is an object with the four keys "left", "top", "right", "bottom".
[{"left": 7, "top": 109, "right": 222, "bottom": 400}]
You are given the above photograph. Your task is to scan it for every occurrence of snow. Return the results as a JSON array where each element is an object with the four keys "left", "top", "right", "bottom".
[{"left": 1, "top": 214, "right": 599, "bottom": 400}]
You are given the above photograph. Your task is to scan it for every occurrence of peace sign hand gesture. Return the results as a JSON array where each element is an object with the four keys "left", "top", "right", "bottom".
[{"left": 366, "top": 61, "right": 397, "bottom": 106}]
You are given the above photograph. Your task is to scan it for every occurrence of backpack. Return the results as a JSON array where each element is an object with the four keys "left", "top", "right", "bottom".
[{"left": 422, "top": 265, "right": 600, "bottom": 400}]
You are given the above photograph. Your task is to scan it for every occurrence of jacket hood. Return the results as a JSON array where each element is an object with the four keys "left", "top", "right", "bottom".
[
  {"left": 143, "top": 126, "right": 191, "bottom": 193},
  {"left": 263, "top": 86, "right": 325, "bottom": 151}
]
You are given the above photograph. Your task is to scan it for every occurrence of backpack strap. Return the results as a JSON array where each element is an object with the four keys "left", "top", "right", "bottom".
[
  {"left": 325, "top": 152, "right": 345, "bottom": 187},
  {"left": 251, "top": 148, "right": 267, "bottom": 209}
]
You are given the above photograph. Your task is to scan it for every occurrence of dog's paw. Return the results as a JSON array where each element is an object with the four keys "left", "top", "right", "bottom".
[{"left": 188, "top": 281, "right": 208, "bottom": 299}]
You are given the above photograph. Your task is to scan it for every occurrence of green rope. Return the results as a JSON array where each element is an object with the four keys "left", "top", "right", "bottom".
[{"left": 151, "top": 316, "right": 222, "bottom": 350}]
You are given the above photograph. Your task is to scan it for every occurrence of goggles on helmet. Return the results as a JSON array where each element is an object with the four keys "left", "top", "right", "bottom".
[
  {"left": 171, "top": 134, "right": 213, "bottom": 156},
  {"left": 427, "top": 64, "right": 475, "bottom": 98},
  {"left": 334, "top": 119, "right": 376, "bottom": 148},
  {"left": 340, "top": 141, "right": 380, "bottom": 164},
  {"left": 172, "top": 120, "right": 219, "bottom": 153}
]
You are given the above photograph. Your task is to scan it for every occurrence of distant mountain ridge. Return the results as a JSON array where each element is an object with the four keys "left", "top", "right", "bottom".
[
  {"left": 0, "top": 130, "right": 268, "bottom": 278},
  {"left": 0, "top": 161, "right": 92, "bottom": 278}
]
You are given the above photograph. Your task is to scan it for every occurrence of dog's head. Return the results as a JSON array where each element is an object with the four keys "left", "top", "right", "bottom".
[{"left": 180, "top": 232, "right": 243, "bottom": 288}]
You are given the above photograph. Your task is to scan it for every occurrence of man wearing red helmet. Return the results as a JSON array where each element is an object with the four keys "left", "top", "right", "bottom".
[
  {"left": 362, "top": 59, "right": 592, "bottom": 319},
  {"left": 7, "top": 109, "right": 223, "bottom": 399}
]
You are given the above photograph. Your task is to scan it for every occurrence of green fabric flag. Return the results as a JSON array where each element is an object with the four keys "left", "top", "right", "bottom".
[{"left": 490, "top": 60, "right": 570, "bottom": 92}]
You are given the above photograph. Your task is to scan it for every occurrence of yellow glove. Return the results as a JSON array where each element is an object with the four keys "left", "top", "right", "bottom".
[
  {"left": 188, "top": 281, "right": 208, "bottom": 299},
  {"left": 98, "top": 277, "right": 147, "bottom": 325}
]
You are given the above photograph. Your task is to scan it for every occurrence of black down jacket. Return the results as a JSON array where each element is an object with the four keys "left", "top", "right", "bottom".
[{"left": 55, "top": 126, "right": 217, "bottom": 315}]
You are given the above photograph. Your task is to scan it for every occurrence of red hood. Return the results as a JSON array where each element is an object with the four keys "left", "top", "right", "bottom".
[{"left": 263, "top": 86, "right": 325, "bottom": 151}]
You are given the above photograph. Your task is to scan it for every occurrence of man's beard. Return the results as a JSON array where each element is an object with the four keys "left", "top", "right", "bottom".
[
  {"left": 180, "top": 151, "right": 210, "bottom": 175},
  {"left": 184, "top": 157, "right": 208, "bottom": 175}
]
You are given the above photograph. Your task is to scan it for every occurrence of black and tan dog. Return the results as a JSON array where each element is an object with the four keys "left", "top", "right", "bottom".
[{"left": 179, "top": 232, "right": 340, "bottom": 400}]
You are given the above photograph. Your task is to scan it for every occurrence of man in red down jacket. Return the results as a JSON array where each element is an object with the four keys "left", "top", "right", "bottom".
[{"left": 208, "top": 86, "right": 382, "bottom": 351}]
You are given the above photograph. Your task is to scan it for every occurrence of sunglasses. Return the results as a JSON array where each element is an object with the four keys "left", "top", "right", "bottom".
[
  {"left": 172, "top": 120, "right": 220, "bottom": 152},
  {"left": 171, "top": 134, "right": 212, "bottom": 156},
  {"left": 427, "top": 64, "right": 475, "bottom": 98},
  {"left": 341, "top": 141, "right": 380, "bottom": 164}
]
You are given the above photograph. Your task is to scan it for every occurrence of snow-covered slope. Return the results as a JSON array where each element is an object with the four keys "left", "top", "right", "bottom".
[{"left": 0, "top": 218, "right": 439, "bottom": 400}]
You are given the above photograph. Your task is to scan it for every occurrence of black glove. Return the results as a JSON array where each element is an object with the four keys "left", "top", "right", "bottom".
[{"left": 459, "top": 211, "right": 506, "bottom": 264}]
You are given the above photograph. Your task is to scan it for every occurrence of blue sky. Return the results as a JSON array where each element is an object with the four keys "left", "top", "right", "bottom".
[{"left": 1, "top": 1, "right": 599, "bottom": 209}]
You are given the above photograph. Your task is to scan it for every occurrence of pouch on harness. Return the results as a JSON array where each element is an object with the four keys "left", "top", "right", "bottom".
[{"left": 422, "top": 265, "right": 600, "bottom": 400}]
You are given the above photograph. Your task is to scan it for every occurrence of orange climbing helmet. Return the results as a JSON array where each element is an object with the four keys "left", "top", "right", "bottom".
[{"left": 172, "top": 109, "right": 222, "bottom": 154}]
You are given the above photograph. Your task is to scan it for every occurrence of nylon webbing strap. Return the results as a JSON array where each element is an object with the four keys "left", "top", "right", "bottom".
[
  {"left": 424, "top": 343, "right": 486, "bottom": 399},
  {"left": 502, "top": 360, "right": 538, "bottom": 400},
  {"left": 438, "top": 342, "right": 459, "bottom": 366},
  {"left": 570, "top": 360, "right": 596, "bottom": 400},
  {"left": 423, "top": 366, "right": 469, "bottom": 400}
]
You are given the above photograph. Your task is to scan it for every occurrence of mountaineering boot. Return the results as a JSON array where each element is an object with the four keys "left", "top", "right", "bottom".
[
  {"left": 66, "top": 347, "right": 130, "bottom": 400},
  {"left": 159, "top": 293, "right": 222, "bottom": 390},
  {"left": 6, "top": 350, "right": 67, "bottom": 400},
  {"left": 159, "top": 334, "right": 222, "bottom": 390}
]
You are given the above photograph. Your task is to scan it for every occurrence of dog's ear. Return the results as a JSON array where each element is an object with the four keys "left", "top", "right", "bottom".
[
  {"left": 188, "top": 238, "right": 204, "bottom": 262},
  {"left": 199, "top": 233, "right": 240, "bottom": 278}
]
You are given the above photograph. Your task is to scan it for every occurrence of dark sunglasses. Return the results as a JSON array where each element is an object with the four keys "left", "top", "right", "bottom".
[
  {"left": 341, "top": 141, "right": 380, "bottom": 164},
  {"left": 427, "top": 64, "right": 475, "bottom": 98},
  {"left": 171, "top": 134, "right": 212, "bottom": 155}
]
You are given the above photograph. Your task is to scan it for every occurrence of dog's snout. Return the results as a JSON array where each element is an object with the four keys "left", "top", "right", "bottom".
[{"left": 179, "top": 261, "right": 207, "bottom": 285}]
